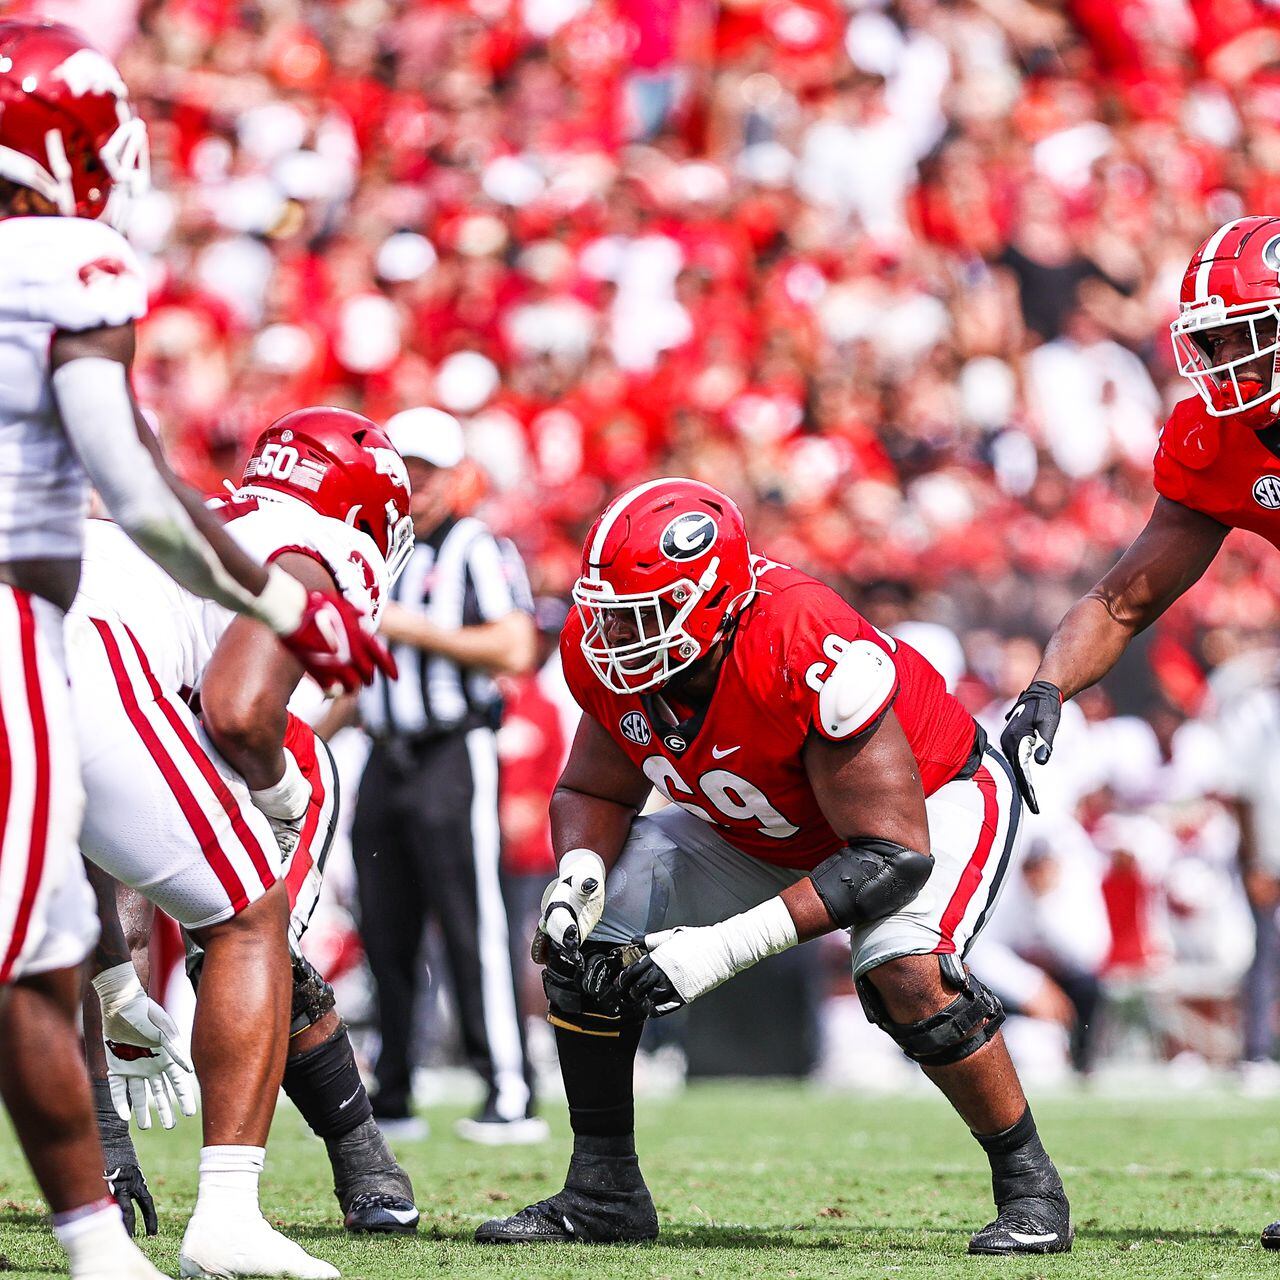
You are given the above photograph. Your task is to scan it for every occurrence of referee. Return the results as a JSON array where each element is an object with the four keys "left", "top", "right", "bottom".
[{"left": 353, "top": 407, "right": 545, "bottom": 1145}]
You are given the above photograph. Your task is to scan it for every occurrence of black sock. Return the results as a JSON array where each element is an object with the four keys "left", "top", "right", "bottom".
[
  {"left": 553, "top": 1018, "right": 643, "bottom": 1146},
  {"left": 973, "top": 1107, "right": 1064, "bottom": 1204},
  {"left": 283, "top": 1023, "right": 374, "bottom": 1139}
]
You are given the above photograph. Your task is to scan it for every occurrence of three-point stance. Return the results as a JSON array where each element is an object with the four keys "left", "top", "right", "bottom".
[{"left": 478, "top": 479, "right": 1072, "bottom": 1255}]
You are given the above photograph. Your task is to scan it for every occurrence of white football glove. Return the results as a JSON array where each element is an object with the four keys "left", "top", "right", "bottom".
[
  {"left": 92, "top": 963, "right": 197, "bottom": 1131},
  {"left": 249, "top": 750, "right": 310, "bottom": 859},
  {"left": 535, "top": 849, "right": 607, "bottom": 958}
]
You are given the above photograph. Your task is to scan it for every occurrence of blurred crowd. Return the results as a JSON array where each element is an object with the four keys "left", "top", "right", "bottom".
[{"left": 39, "top": 0, "right": 1280, "bottom": 1080}]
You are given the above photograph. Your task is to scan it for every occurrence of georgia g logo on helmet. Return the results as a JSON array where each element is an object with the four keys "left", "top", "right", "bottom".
[{"left": 660, "top": 511, "right": 718, "bottom": 562}]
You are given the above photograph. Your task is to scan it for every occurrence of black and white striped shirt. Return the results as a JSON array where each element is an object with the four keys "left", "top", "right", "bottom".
[{"left": 360, "top": 515, "right": 533, "bottom": 738}]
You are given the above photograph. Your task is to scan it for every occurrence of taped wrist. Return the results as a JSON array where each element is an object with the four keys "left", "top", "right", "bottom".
[
  {"left": 283, "top": 1023, "right": 372, "bottom": 1140},
  {"left": 809, "top": 839, "right": 933, "bottom": 928},
  {"left": 251, "top": 750, "right": 309, "bottom": 821},
  {"left": 857, "top": 957, "right": 1006, "bottom": 1066},
  {"left": 91, "top": 962, "right": 144, "bottom": 1020},
  {"left": 92, "top": 1079, "right": 137, "bottom": 1169}
]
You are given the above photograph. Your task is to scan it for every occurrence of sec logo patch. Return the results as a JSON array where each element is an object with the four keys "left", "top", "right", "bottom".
[
  {"left": 1255, "top": 475, "right": 1280, "bottom": 509},
  {"left": 620, "top": 711, "right": 651, "bottom": 745}
]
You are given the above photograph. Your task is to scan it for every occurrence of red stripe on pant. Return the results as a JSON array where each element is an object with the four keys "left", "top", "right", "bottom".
[
  {"left": 0, "top": 593, "right": 50, "bottom": 984},
  {"left": 934, "top": 764, "right": 999, "bottom": 956},
  {"left": 92, "top": 618, "right": 250, "bottom": 916},
  {"left": 282, "top": 716, "right": 322, "bottom": 910},
  {"left": 121, "top": 628, "right": 276, "bottom": 894}
]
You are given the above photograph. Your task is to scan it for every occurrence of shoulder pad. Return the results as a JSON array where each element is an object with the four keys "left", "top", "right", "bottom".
[
  {"left": 816, "top": 638, "right": 899, "bottom": 740},
  {"left": 1158, "top": 397, "right": 1221, "bottom": 471},
  {"left": 13, "top": 218, "right": 147, "bottom": 331}
]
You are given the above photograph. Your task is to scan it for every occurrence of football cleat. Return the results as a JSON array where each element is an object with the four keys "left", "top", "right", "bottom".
[
  {"left": 967, "top": 1190, "right": 1074, "bottom": 1255},
  {"left": 476, "top": 1148, "right": 658, "bottom": 1245},
  {"left": 1261, "top": 1220, "right": 1280, "bottom": 1249},
  {"left": 343, "top": 1192, "right": 419, "bottom": 1235}
]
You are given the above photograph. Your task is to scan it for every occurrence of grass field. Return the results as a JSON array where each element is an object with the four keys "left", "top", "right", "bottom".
[{"left": 2, "top": 1083, "right": 1279, "bottom": 1279}]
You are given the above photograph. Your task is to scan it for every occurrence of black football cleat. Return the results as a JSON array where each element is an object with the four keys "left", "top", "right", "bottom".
[
  {"left": 1262, "top": 1220, "right": 1280, "bottom": 1249},
  {"left": 328, "top": 1117, "right": 419, "bottom": 1234},
  {"left": 343, "top": 1191, "right": 420, "bottom": 1235},
  {"left": 476, "top": 1144, "right": 658, "bottom": 1244},
  {"left": 968, "top": 1189, "right": 1074, "bottom": 1255}
]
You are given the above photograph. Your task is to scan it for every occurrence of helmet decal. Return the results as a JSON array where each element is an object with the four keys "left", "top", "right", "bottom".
[
  {"left": 50, "top": 48, "right": 127, "bottom": 99},
  {"left": 660, "top": 511, "right": 718, "bottom": 562}
]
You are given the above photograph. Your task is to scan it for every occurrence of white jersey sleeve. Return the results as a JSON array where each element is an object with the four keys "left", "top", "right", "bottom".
[
  {"left": 226, "top": 496, "right": 389, "bottom": 625},
  {"left": 0, "top": 216, "right": 148, "bottom": 332}
]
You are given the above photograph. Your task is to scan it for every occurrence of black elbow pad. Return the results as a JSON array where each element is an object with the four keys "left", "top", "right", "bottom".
[{"left": 808, "top": 839, "right": 933, "bottom": 928}]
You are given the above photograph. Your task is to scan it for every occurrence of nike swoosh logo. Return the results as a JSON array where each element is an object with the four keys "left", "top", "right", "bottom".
[
  {"left": 338, "top": 1089, "right": 362, "bottom": 1110},
  {"left": 711, "top": 745, "right": 739, "bottom": 759},
  {"left": 1008, "top": 1231, "right": 1059, "bottom": 1245},
  {"left": 384, "top": 1207, "right": 419, "bottom": 1224}
]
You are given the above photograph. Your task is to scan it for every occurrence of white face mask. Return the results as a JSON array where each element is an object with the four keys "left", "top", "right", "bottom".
[{"left": 1171, "top": 301, "right": 1280, "bottom": 418}]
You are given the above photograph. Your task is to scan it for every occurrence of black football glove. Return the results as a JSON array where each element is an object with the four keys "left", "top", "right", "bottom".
[
  {"left": 614, "top": 938, "right": 686, "bottom": 1019},
  {"left": 105, "top": 1161, "right": 159, "bottom": 1238},
  {"left": 1000, "top": 679, "right": 1063, "bottom": 815}
]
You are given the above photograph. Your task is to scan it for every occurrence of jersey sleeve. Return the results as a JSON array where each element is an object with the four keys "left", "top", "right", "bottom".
[
  {"left": 1152, "top": 397, "right": 1221, "bottom": 509},
  {"left": 24, "top": 218, "right": 148, "bottom": 332},
  {"left": 776, "top": 584, "right": 899, "bottom": 742},
  {"left": 465, "top": 528, "right": 531, "bottom": 621}
]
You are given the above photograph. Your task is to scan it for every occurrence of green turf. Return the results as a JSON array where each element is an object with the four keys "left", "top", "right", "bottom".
[{"left": 2, "top": 1083, "right": 1278, "bottom": 1278}]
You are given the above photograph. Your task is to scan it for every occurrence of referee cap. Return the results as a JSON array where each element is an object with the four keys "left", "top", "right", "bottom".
[{"left": 385, "top": 406, "right": 465, "bottom": 469}]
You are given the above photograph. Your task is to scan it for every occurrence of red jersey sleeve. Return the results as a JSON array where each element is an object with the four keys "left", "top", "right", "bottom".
[
  {"left": 1152, "top": 396, "right": 1222, "bottom": 509},
  {"left": 771, "top": 579, "right": 899, "bottom": 742}
]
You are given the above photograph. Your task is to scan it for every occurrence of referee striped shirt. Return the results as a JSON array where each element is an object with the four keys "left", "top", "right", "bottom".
[{"left": 361, "top": 515, "right": 533, "bottom": 738}]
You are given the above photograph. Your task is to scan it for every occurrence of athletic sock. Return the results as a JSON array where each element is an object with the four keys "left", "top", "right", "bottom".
[
  {"left": 553, "top": 1017, "right": 644, "bottom": 1140},
  {"left": 973, "top": 1107, "right": 1064, "bottom": 1205},
  {"left": 283, "top": 1023, "right": 373, "bottom": 1139},
  {"left": 53, "top": 1199, "right": 130, "bottom": 1270},
  {"left": 192, "top": 1146, "right": 265, "bottom": 1221}
]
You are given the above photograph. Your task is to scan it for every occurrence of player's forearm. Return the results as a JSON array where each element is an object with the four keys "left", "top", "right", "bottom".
[
  {"left": 1033, "top": 594, "right": 1139, "bottom": 701},
  {"left": 84, "top": 858, "right": 132, "bottom": 973},
  {"left": 549, "top": 784, "right": 639, "bottom": 870},
  {"left": 383, "top": 609, "right": 536, "bottom": 675},
  {"left": 203, "top": 695, "right": 289, "bottom": 791}
]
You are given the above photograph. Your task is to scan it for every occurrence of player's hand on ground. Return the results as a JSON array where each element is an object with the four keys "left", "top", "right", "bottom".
[
  {"left": 105, "top": 1160, "right": 159, "bottom": 1237},
  {"left": 1000, "top": 680, "right": 1063, "bottom": 815},
  {"left": 531, "top": 849, "right": 607, "bottom": 965},
  {"left": 92, "top": 963, "right": 196, "bottom": 1130},
  {"left": 280, "top": 589, "right": 397, "bottom": 695}
]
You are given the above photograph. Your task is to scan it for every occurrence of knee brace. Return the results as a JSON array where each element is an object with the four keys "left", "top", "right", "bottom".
[
  {"left": 544, "top": 942, "right": 643, "bottom": 1038},
  {"left": 809, "top": 838, "right": 933, "bottom": 928},
  {"left": 290, "top": 949, "right": 337, "bottom": 1036},
  {"left": 857, "top": 955, "right": 1005, "bottom": 1067},
  {"left": 282, "top": 1023, "right": 372, "bottom": 1139}
]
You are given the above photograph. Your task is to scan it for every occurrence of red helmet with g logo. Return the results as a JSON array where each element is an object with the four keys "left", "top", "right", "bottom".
[
  {"left": 1171, "top": 215, "right": 1280, "bottom": 426},
  {"left": 573, "top": 478, "right": 757, "bottom": 694},
  {"left": 241, "top": 408, "right": 413, "bottom": 582},
  {"left": 0, "top": 20, "right": 148, "bottom": 226}
]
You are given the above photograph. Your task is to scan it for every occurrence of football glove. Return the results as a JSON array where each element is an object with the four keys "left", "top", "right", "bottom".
[
  {"left": 105, "top": 1161, "right": 158, "bottom": 1238},
  {"left": 1000, "top": 680, "right": 1063, "bottom": 815},
  {"left": 615, "top": 934, "right": 688, "bottom": 1018},
  {"left": 92, "top": 962, "right": 197, "bottom": 1131},
  {"left": 279, "top": 590, "right": 397, "bottom": 695},
  {"left": 531, "top": 849, "right": 607, "bottom": 965}
]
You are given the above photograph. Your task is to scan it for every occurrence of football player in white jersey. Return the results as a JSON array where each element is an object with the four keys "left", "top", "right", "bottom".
[
  {"left": 70, "top": 409, "right": 421, "bottom": 1260},
  {"left": 0, "top": 20, "right": 393, "bottom": 1280}
]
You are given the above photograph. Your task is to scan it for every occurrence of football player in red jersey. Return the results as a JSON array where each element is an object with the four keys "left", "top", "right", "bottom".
[
  {"left": 1001, "top": 214, "right": 1280, "bottom": 1251},
  {"left": 477, "top": 479, "right": 1072, "bottom": 1255}
]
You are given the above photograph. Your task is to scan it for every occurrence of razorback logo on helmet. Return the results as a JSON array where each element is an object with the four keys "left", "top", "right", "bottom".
[
  {"left": 660, "top": 511, "right": 718, "bottom": 562},
  {"left": 348, "top": 549, "right": 382, "bottom": 609},
  {"left": 50, "top": 48, "right": 128, "bottom": 99},
  {"left": 77, "top": 256, "right": 126, "bottom": 286}
]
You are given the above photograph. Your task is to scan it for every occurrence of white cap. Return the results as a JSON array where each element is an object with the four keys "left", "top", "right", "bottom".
[{"left": 385, "top": 407, "right": 465, "bottom": 469}]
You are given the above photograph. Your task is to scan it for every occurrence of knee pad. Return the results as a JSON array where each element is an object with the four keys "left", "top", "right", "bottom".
[
  {"left": 809, "top": 839, "right": 933, "bottom": 928},
  {"left": 857, "top": 955, "right": 1005, "bottom": 1067},
  {"left": 544, "top": 942, "right": 644, "bottom": 1038},
  {"left": 290, "top": 950, "right": 337, "bottom": 1036},
  {"left": 282, "top": 1023, "right": 372, "bottom": 1139}
]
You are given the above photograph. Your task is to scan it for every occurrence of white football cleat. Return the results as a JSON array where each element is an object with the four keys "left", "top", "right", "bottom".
[
  {"left": 70, "top": 1239, "right": 169, "bottom": 1280},
  {"left": 179, "top": 1213, "right": 339, "bottom": 1280}
]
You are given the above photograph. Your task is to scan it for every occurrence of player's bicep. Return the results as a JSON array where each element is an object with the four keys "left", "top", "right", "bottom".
[
  {"left": 803, "top": 710, "right": 930, "bottom": 854},
  {"left": 556, "top": 714, "right": 652, "bottom": 811},
  {"left": 1090, "top": 497, "right": 1228, "bottom": 632}
]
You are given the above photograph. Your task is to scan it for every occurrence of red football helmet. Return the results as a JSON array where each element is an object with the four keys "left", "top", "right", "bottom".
[
  {"left": 1171, "top": 215, "right": 1280, "bottom": 427},
  {"left": 241, "top": 408, "right": 414, "bottom": 582},
  {"left": 573, "top": 478, "right": 758, "bottom": 694},
  {"left": 0, "top": 20, "right": 148, "bottom": 226}
]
